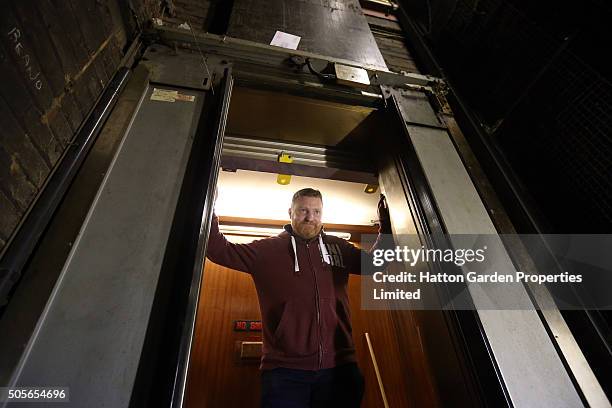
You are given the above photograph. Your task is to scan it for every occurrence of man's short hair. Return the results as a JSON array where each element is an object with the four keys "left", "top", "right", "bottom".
[{"left": 291, "top": 188, "right": 323, "bottom": 206}]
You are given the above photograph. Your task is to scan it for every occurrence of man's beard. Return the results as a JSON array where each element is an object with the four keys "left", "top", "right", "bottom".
[{"left": 294, "top": 222, "right": 321, "bottom": 239}]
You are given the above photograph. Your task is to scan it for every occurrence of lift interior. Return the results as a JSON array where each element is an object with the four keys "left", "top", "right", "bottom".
[{"left": 181, "top": 84, "right": 481, "bottom": 407}]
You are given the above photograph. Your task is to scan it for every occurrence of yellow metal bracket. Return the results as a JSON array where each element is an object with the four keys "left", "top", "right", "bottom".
[{"left": 277, "top": 153, "right": 293, "bottom": 185}]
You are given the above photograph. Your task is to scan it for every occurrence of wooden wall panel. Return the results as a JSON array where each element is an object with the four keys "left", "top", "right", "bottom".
[
  {"left": 348, "top": 277, "right": 408, "bottom": 408},
  {"left": 0, "top": 0, "right": 152, "bottom": 255},
  {"left": 186, "top": 260, "right": 263, "bottom": 408},
  {"left": 0, "top": 97, "right": 48, "bottom": 190},
  {"left": 365, "top": 14, "right": 421, "bottom": 74},
  {"left": 348, "top": 275, "right": 441, "bottom": 408},
  {"left": 172, "top": 0, "right": 215, "bottom": 29},
  {"left": 0, "top": 29, "right": 62, "bottom": 165},
  {"left": 0, "top": 191, "right": 20, "bottom": 246}
]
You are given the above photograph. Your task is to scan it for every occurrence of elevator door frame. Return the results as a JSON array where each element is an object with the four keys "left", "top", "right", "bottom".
[
  {"left": 381, "top": 87, "right": 588, "bottom": 408},
  {"left": 166, "top": 68, "right": 587, "bottom": 407},
  {"left": 165, "top": 80, "right": 511, "bottom": 408}
]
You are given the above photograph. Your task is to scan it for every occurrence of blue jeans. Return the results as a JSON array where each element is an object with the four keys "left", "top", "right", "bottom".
[{"left": 261, "top": 363, "right": 365, "bottom": 408}]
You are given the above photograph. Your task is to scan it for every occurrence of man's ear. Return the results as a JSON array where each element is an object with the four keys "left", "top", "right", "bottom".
[{"left": 288, "top": 207, "right": 292, "bottom": 218}]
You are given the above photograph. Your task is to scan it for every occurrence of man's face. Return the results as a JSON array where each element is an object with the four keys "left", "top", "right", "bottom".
[{"left": 289, "top": 196, "right": 323, "bottom": 240}]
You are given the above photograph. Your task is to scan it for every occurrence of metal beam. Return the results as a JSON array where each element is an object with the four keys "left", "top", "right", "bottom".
[
  {"left": 220, "top": 156, "right": 378, "bottom": 185},
  {"left": 6, "top": 84, "right": 205, "bottom": 407},
  {"left": 222, "top": 134, "right": 375, "bottom": 172},
  {"left": 150, "top": 25, "right": 441, "bottom": 89},
  {"left": 387, "top": 87, "right": 587, "bottom": 408}
]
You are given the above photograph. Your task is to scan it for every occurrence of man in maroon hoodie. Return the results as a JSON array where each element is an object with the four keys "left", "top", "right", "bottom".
[{"left": 207, "top": 188, "right": 390, "bottom": 407}]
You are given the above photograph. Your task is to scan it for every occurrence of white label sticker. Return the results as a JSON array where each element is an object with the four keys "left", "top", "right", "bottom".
[
  {"left": 150, "top": 88, "right": 195, "bottom": 102},
  {"left": 151, "top": 88, "right": 178, "bottom": 102},
  {"left": 270, "top": 31, "right": 301, "bottom": 50}
]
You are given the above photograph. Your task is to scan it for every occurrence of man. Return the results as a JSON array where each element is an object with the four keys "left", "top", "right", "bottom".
[{"left": 206, "top": 188, "right": 390, "bottom": 407}]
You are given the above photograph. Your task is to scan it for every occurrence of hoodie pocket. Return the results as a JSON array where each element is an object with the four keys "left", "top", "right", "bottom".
[
  {"left": 320, "top": 297, "right": 354, "bottom": 354},
  {"left": 273, "top": 299, "right": 319, "bottom": 357}
]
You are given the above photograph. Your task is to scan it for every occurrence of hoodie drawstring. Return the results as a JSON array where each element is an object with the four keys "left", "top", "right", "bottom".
[
  {"left": 290, "top": 234, "right": 331, "bottom": 273},
  {"left": 319, "top": 235, "right": 331, "bottom": 265},
  {"left": 291, "top": 235, "right": 300, "bottom": 273}
]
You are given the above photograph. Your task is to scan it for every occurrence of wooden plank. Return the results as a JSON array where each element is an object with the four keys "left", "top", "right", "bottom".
[
  {"left": 70, "top": 69, "right": 97, "bottom": 119},
  {"left": 68, "top": 0, "right": 114, "bottom": 85},
  {"left": 95, "top": 0, "right": 117, "bottom": 39},
  {"left": 0, "top": 188, "right": 23, "bottom": 248},
  {"left": 27, "top": 112, "right": 61, "bottom": 167},
  {"left": 82, "top": 26, "right": 109, "bottom": 92},
  {"left": 96, "top": 41, "right": 112, "bottom": 88},
  {"left": 92, "top": 55, "right": 110, "bottom": 93},
  {"left": 1, "top": 4, "right": 69, "bottom": 161},
  {"left": 0, "top": 9, "right": 55, "bottom": 113},
  {"left": 174, "top": 0, "right": 213, "bottom": 15},
  {"left": 79, "top": 61, "right": 103, "bottom": 115},
  {"left": 370, "top": 33, "right": 419, "bottom": 73},
  {"left": 93, "top": 1, "right": 121, "bottom": 84},
  {"left": 0, "top": 96, "right": 49, "bottom": 187},
  {"left": 47, "top": 0, "right": 92, "bottom": 70},
  {"left": 35, "top": 0, "right": 81, "bottom": 77},
  {"left": 63, "top": 0, "right": 106, "bottom": 99},
  {"left": 44, "top": 0, "right": 96, "bottom": 114},
  {"left": 0, "top": 147, "right": 38, "bottom": 213},
  {"left": 36, "top": 0, "right": 87, "bottom": 131},
  {"left": 59, "top": 93, "right": 85, "bottom": 134},
  {"left": 66, "top": 0, "right": 106, "bottom": 56},
  {"left": 97, "top": 0, "right": 125, "bottom": 68},
  {"left": 87, "top": 59, "right": 105, "bottom": 100},
  {"left": 47, "top": 111, "right": 73, "bottom": 148},
  {"left": 69, "top": 49, "right": 105, "bottom": 118},
  {"left": 10, "top": 0, "right": 68, "bottom": 99},
  {"left": 97, "top": 43, "right": 114, "bottom": 85},
  {"left": 107, "top": 32, "right": 126, "bottom": 75},
  {"left": 108, "top": 39, "right": 123, "bottom": 70},
  {"left": 0, "top": 42, "right": 61, "bottom": 168},
  {"left": 91, "top": 55, "right": 109, "bottom": 91},
  {"left": 105, "top": 0, "right": 129, "bottom": 51},
  {"left": 111, "top": 0, "right": 140, "bottom": 43}
]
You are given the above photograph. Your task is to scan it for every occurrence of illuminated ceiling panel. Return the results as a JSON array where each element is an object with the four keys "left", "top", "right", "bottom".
[{"left": 216, "top": 169, "right": 379, "bottom": 226}]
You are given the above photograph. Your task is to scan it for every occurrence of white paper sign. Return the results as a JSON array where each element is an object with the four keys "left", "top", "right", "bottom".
[
  {"left": 270, "top": 31, "right": 301, "bottom": 50},
  {"left": 150, "top": 88, "right": 195, "bottom": 103}
]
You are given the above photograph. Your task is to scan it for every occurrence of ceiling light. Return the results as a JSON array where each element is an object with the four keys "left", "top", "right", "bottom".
[
  {"left": 364, "top": 184, "right": 378, "bottom": 194},
  {"left": 219, "top": 225, "right": 351, "bottom": 240}
]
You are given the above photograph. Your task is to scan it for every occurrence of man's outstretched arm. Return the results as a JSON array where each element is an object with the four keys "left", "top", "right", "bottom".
[{"left": 206, "top": 213, "right": 259, "bottom": 274}]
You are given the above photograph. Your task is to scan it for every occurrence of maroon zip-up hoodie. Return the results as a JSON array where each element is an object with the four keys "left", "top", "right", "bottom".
[{"left": 206, "top": 214, "right": 377, "bottom": 371}]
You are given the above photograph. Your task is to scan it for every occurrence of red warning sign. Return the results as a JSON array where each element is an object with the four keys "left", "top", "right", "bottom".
[{"left": 233, "top": 320, "right": 263, "bottom": 332}]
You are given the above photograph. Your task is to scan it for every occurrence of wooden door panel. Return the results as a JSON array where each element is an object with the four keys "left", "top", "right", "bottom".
[{"left": 186, "top": 260, "right": 262, "bottom": 407}]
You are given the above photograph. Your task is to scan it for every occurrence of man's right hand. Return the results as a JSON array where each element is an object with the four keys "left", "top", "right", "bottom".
[{"left": 377, "top": 194, "right": 392, "bottom": 234}]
